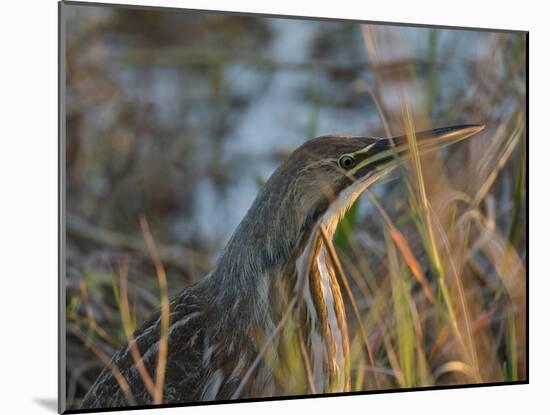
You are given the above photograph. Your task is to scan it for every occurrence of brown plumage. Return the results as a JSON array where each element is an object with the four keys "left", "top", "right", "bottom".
[{"left": 80, "top": 125, "right": 484, "bottom": 409}]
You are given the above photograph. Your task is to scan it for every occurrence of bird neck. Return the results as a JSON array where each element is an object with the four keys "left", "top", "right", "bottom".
[
  {"left": 207, "top": 182, "right": 309, "bottom": 308},
  {"left": 206, "top": 176, "right": 365, "bottom": 323},
  {"left": 201, "top": 179, "right": 363, "bottom": 393}
]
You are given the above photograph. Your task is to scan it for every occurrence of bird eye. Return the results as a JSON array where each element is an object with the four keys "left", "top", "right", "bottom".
[{"left": 338, "top": 154, "right": 355, "bottom": 170}]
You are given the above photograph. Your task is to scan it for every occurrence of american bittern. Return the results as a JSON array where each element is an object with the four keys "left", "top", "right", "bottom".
[{"left": 81, "top": 124, "right": 484, "bottom": 408}]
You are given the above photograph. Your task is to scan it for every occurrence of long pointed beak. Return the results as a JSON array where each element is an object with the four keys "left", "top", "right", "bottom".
[
  {"left": 387, "top": 124, "right": 485, "bottom": 151},
  {"left": 348, "top": 124, "right": 485, "bottom": 176}
]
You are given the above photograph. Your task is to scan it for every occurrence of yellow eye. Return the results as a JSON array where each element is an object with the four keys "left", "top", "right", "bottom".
[{"left": 338, "top": 154, "right": 355, "bottom": 170}]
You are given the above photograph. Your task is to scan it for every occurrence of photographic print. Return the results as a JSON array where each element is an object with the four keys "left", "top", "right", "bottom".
[{"left": 59, "top": 1, "right": 527, "bottom": 412}]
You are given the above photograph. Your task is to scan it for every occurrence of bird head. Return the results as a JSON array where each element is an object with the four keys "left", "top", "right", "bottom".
[{"left": 262, "top": 124, "right": 485, "bottom": 237}]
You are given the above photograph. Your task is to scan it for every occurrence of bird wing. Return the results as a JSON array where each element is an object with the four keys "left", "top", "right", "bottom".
[{"left": 80, "top": 285, "right": 207, "bottom": 408}]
